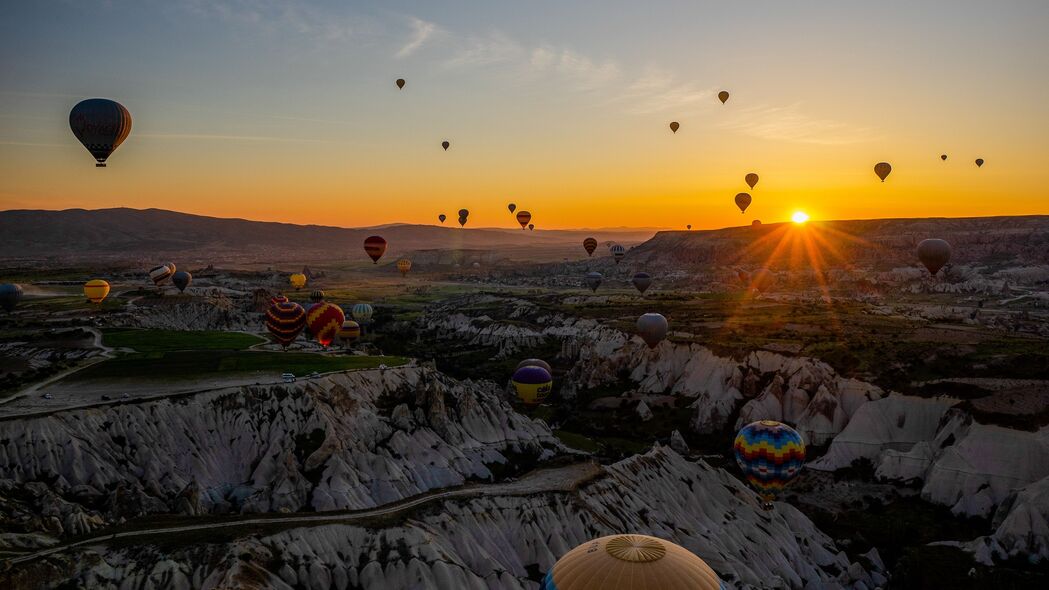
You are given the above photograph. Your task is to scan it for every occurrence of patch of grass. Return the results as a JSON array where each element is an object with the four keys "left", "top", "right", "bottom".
[
  {"left": 62, "top": 350, "right": 409, "bottom": 383},
  {"left": 553, "top": 430, "right": 600, "bottom": 453},
  {"left": 101, "top": 328, "right": 264, "bottom": 353}
]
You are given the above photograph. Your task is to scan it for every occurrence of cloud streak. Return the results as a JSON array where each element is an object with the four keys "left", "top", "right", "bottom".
[
  {"left": 717, "top": 104, "right": 877, "bottom": 145},
  {"left": 396, "top": 17, "right": 438, "bottom": 58}
]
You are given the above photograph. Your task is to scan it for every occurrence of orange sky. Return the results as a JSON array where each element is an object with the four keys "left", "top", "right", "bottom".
[{"left": 2, "top": 2, "right": 1047, "bottom": 230}]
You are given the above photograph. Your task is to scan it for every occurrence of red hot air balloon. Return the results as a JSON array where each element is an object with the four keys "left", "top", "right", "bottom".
[
  {"left": 69, "top": 98, "right": 132, "bottom": 167},
  {"left": 516, "top": 211, "right": 531, "bottom": 229},
  {"left": 306, "top": 301, "right": 345, "bottom": 347},
  {"left": 266, "top": 301, "right": 307, "bottom": 349},
  {"left": 583, "top": 237, "right": 597, "bottom": 257},
  {"left": 363, "top": 236, "right": 387, "bottom": 264}
]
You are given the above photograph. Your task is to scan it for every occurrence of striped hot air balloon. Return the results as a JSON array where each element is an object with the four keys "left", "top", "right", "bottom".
[
  {"left": 396, "top": 258, "right": 412, "bottom": 276},
  {"left": 542, "top": 534, "right": 725, "bottom": 590},
  {"left": 610, "top": 244, "right": 626, "bottom": 264},
  {"left": 309, "top": 290, "right": 325, "bottom": 303},
  {"left": 306, "top": 301, "right": 345, "bottom": 347},
  {"left": 583, "top": 237, "right": 597, "bottom": 257},
  {"left": 265, "top": 300, "right": 307, "bottom": 349},
  {"left": 270, "top": 294, "right": 289, "bottom": 306},
  {"left": 83, "top": 279, "right": 110, "bottom": 304},
  {"left": 148, "top": 264, "right": 173, "bottom": 286},
  {"left": 69, "top": 98, "right": 132, "bottom": 167},
  {"left": 733, "top": 420, "right": 806, "bottom": 507},
  {"left": 351, "top": 303, "right": 374, "bottom": 324},
  {"left": 511, "top": 365, "right": 552, "bottom": 405},
  {"left": 515, "top": 210, "right": 531, "bottom": 229},
  {"left": 364, "top": 236, "right": 387, "bottom": 264},
  {"left": 338, "top": 319, "right": 361, "bottom": 345}
]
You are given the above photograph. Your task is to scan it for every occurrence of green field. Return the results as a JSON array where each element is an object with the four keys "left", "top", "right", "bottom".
[
  {"left": 102, "top": 329, "right": 265, "bottom": 353},
  {"left": 64, "top": 350, "right": 409, "bottom": 382}
]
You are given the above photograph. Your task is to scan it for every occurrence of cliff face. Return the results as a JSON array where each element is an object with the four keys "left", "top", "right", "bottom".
[
  {"left": 0, "top": 367, "right": 561, "bottom": 537},
  {"left": 11, "top": 448, "right": 883, "bottom": 590}
]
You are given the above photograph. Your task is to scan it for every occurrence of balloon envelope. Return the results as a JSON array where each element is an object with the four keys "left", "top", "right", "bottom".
[
  {"left": 516, "top": 210, "right": 532, "bottom": 229},
  {"left": 306, "top": 301, "right": 345, "bottom": 347},
  {"left": 441, "top": 140, "right": 450, "bottom": 150},
  {"left": 508, "top": 203, "right": 516, "bottom": 213},
  {"left": 734, "top": 192, "right": 752, "bottom": 214},
  {"left": 338, "top": 319, "right": 361, "bottom": 344},
  {"left": 438, "top": 214, "right": 446, "bottom": 223},
  {"left": 917, "top": 238, "right": 952, "bottom": 275},
  {"left": 528, "top": 224, "right": 534, "bottom": 231},
  {"left": 0, "top": 283, "right": 23, "bottom": 312},
  {"left": 149, "top": 264, "right": 173, "bottom": 286},
  {"left": 171, "top": 271, "right": 191, "bottom": 293},
  {"left": 874, "top": 162, "right": 892, "bottom": 182},
  {"left": 83, "top": 279, "right": 110, "bottom": 304},
  {"left": 397, "top": 258, "right": 412, "bottom": 276},
  {"left": 610, "top": 244, "right": 625, "bottom": 264},
  {"left": 745, "top": 173, "right": 759, "bottom": 190},
  {"left": 364, "top": 236, "right": 387, "bottom": 264},
  {"left": 733, "top": 420, "right": 806, "bottom": 500},
  {"left": 583, "top": 237, "right": 597, "bottom": 257},
  {"left": 585, "top": 271, "right": 602, "bottom": 292},
  {"left": 636, "top": 313, "right": 668, "bottom": 349},
  {"left": 396, "top": 78, "right": 405, "bottom": 89},
  {"left": 511, "top": 366, "right": 552, "bottom": 405},
  {"left": 541, "top": 534, "right": 723, "bottom": 590},
  {"left": 351, "top": 303, "right": 374, "bottom": 324},
  {"left": 718, "top": 90, "right": 730, "bottom": 104},
  {"left": 309, "top": 290, "right": 325, "bottom": 303},
  {"left": 266, "top": 301, "right": 307, "bottom": 348},
  {"left": 669, "top": 121, "right": 679, "bottom": 133},
  {"left": 290, "top": 273, "right": 307, "bottom": 289},
  {"left": 632, "top": 272, "right": 652, "bottom": 294},
  {"left": 941, "top": 154, "right": 948, "bottom": 161},
  {"left": 975, "top": 158, "right": 984, "bottom": 167},
  {"left": 69, "top": 98, "right": 132, "bottom": 167},
  {"left": 516, "top": 358, "right": 552, "bottom": 374}
]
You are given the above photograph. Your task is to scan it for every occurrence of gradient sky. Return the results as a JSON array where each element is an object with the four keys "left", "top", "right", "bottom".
[{"left": 1, "top": 1, "right": 1047, "bottom": 230}]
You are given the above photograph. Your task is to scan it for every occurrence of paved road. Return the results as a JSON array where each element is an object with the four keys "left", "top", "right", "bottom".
[{"left": 2, "top": 461, "right": 603, "bottom": 568}]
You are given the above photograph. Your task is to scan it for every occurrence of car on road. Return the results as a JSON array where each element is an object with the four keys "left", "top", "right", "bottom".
[
  {"left": 309, "top": 371, "right": 320, "bottom": 379},
  {"left": 42, "top": 393, "right": 53, "bottom": 400},
  {"left": 281, "top": 373, "right": 296, "bottom": 383}
]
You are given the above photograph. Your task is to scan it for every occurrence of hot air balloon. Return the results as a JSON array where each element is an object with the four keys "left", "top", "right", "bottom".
[
  {"left": 752, "top": 219, "right": 762, "bottom": 227},
  {"left": 733, "top": 420, "right": 806, "bottom": 507},
  {"left": 458, "top": 208, "right": 469, "bottom": 217},
  {"left": 632, "top": 272, "right": 652, "bottom": 294},
  {"left": 686, "top": 224, "right": 691, "bottom": 230},
  {"left": 290, "top": 273, "right": 307, "bottom": 290},
  {"left": 941, "top": 154, "right": 948, "bottom": 161},
  {"left": 750, "top": 268, "right": 775, "bottom": 292},
  {"left": 874, "top": 162, "right": 892, "bottom": 182},
  {"left": 306, "top": 301, "right": 345, "bottom": 347},
  {"left": 438, "top": 214, "right": 446, "bottom": 223},
  {"left": 610, "top": 244, "right": 626, "bottom": 264},
  {"left": 916, "top": 238, "right": 952, "bottom": 276},
  {"left": 636, "top": 313, "right": 668, "bottom": 349},
  {"left": 171, "top": 271, "right": 192, "bottom": 293},
  {"left": 441, "top": 140, "right": 450, "bottom": 151},
  {"left": 528, "top": 224, "right": 534, "bottom": 231},
  {"left": 351, "top": 303, "right": 374, "bottom": 324},
  {"left": 83, "top": 279, "right": 110, "bottom": 304},
  {"left": 69, "top": 98, "right": 132, "bottom": 167},
  {"left": 975, "top": 158, "right": 984, "bottom": 167},
  {"left": 397, "top": 258, "right": 412, "bottom": 276},
  {"left": 516, "top": 210, "right": 532, "bottom": 229},
  {"left": 508, "top": 203, "right": 516, "bottom": 213},
  {"left": 309, "top": 290, "right": 325, "bottom": 303},
  {"left": 148, "top": 264, "right": 173, "bottom": 286},
  {"left": 669, "top": 121, "right": 680, "bottom": 133},
  {"left": 541, "top": 534, "right": 723, "bottom": 590},
  {"left": 718, "top": 90, "right": 730, "bottom": 104},
  {"left": 364, "top": 236, "right": 387, "bottom": 264},
  {"left": 745, "top": 173, "right": 759, "bottom": 190},
  {"left": 270, "top": 294, "right": 289, "bottom": 306},
  {"left": 338, "top": 319, "right": 361, "bottom": 345},
  {"left": 734, "top": 192, "right": 752, "bottom": 214},
  {"left": 0, "top": 283, "right": 23, "bottom": 312},
  {"left": 396, "top": 78, "right": 405, "bottom": 89},
  {"left": 585, "top": 271, "right": 603, "bottom": 293},
  {"left": 165, "top": 262, "right": 177, "bottom": 275},
  {"left": 583, "top": 237, "right": 597, "bottom": 257},
  {"left": 265, "top": 300, "right": 307, "bottom": 349},
  {"left": 516, "top": 358, "right": 553, "bottom": 374},
  {"left": 511, "top": 365, "right": 552, "bottom": 405}
]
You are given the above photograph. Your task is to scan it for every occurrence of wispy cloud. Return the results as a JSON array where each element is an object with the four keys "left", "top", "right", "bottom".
[
  {"left": 177, "top": 0, "right": 366, "bottom": 43},
  {"left": 609, "top": 66, "right": 713, "bottom": 114},
  {"left": 0, "top": 141, "right": 67, "bottom": 148},
  {"left": 443, "top": 31, "right": 522, "bottom": 68},
  {"left": 529, "top": 47, "right": 620, "bottom": 90},
  {"left": 396, "top": 17, "right": 439, "bottom": 58},
  {"left": 717, "top": 103, "right": 877, "bottom": 145},
  {"left": 137, "top": 133, "right": 332, "bottom": 143}
]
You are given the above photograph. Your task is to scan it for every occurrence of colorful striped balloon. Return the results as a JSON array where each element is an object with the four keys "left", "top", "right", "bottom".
[
  {"left": 511, "top": 365, "right": 552, "bottom": 405},
  {"left": 351, "top": 303, "right": 374, "bottom": 324},
  {"left": 363, "top": 235, "right": 387, "bottom": 264},
  {"left": 733, "top": 420, "right": 806, "bottom": 501},
  {"left": 306, "top": 302, "right": 345, "bottom": 347},
  {"left": 338, "top": 319, "right": 361, "bottom": 345},
  {"left": 582, "top": 237, "right": 597, "bottom": 257},
  {"left": 148, "top": 264, "right": 173, "bottom": 286},
  {"left": 265, "top": 301, "right": 306, "bottom": 348}
]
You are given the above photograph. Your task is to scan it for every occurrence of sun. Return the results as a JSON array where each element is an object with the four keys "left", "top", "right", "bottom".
[{"left": 791, "top": 211, "right": 810, "bottom": 224}]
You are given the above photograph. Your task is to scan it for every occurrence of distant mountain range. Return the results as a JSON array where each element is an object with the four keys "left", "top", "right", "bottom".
[{"left": 0, "top": 208, "right": 659, "bottom": 264}]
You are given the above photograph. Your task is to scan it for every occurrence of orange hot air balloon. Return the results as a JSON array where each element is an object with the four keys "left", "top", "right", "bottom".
[
  {"left": 735, "top": 192, "right": 752, "bottom": 214},
  {"left": 396, "top": 258, "right": 412, "bottom": 276},
  {"left": 363, "top": 236, "right": 387, "bottom": 264},
  {"left": 441, "top": 140, "right": 450, "bottom": 150},
  {"left": 306, "top": 301, "right": 345, "bottom": 347},
  {"left": 874, "top": 162, "right": 892, "bottom": 182},
  {"left": 745, "top": 173, "right": 759, "bottom": 189},
  {"left": 669, "top": 121, "right": 680, "bottom": 133},
  {"left": 83, "top": 279, "right": 110, "bottom": 304},
  {"left": 516, "top": 210, "right": 532, "bottom": 229},
  {"left": 583, "top": 237, "right": 597, "bottom": 257},
  {"left": 396, "top": 78, "right": 405, "bottom": 89},
  {"left": 718, "top": 90, "right": 730, "bottom": 104}
]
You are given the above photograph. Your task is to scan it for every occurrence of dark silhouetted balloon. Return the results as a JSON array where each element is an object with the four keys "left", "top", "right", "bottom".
[
  {"left": 941, "top": 154, "right": 948, "bottom": 161},
  {"left": 69, "top": 98, "right": 132, "bottom": 167},
  {"left": 686, "top": 224, "right": 691, "bottom": 230},
  {"left": 874, "top": 162, "right": 892, "bottom": 182},
  {"left": 718, "top": 91, "right": 730, "bottom": 104},
  {"left": 917, "top": 238, "right": 952, "bottom": 275},
  {"left": 438, "top": 214, "right": 446, "bottom": 223},
  {"left": 585, "top": 271, "right": 602, "bottom": 292},
  {"left": 364, "top": 236, "right": 387, "bottom": 264},
  {"left": 735, "top": 192, "right": 752, "bottom": 214},
  {"left": 669, "top": 121, "right": 679, "bottom": 133},
  {"left": 745, "top": 173, "right": 759, "bottom": 189},
  {"left": 396, "top": 78, "right": 405, "bottom": 89},
  {"left": 975, "top": 158, "right": 984, "bottom": 167},
  {"left": 583, "top": 237, "right": 597, "bottom": 257},
  {"left": 528, "top": 223, "right": 534, "bottom": 231},
  {"left": 632, "top": 272, "right": 652, "bottom": 294},
  {"left": 508, "top": 203, "right": 516, "bottom": 213},
  {"left": 0, "top": 283, "right": 23, "bottom": 312},
  {"left": 752, "top": 219, "right": 762, "bottom": 227},
  {"left": 442, "top": 140, "right": 450, "bottom": 150},
  {"left": 636, "top": 313, "right": 668, "bottom": 349},
  {"left": 516, "top": 210, "right": 531, "bottom": 229},
  {"left": 172, "top": 270, "right": 191, "bottom": 293}
]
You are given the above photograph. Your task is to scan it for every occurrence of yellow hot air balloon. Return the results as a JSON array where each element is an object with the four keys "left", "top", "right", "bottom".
[
  {"left": 396, "top": 258, "right": 412, "bottom": 276},
  {"left": 290, "top": 273, "right": 307, "bottom": 290},
  {"left": 874, "top": 162, "right": 892, "bottom": 182},
  {"left": 542, "top": 534, "right": 723, "bottom": 590},
  {"left": 83, "top": 279, "right": 110, "bottom": 304}
]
